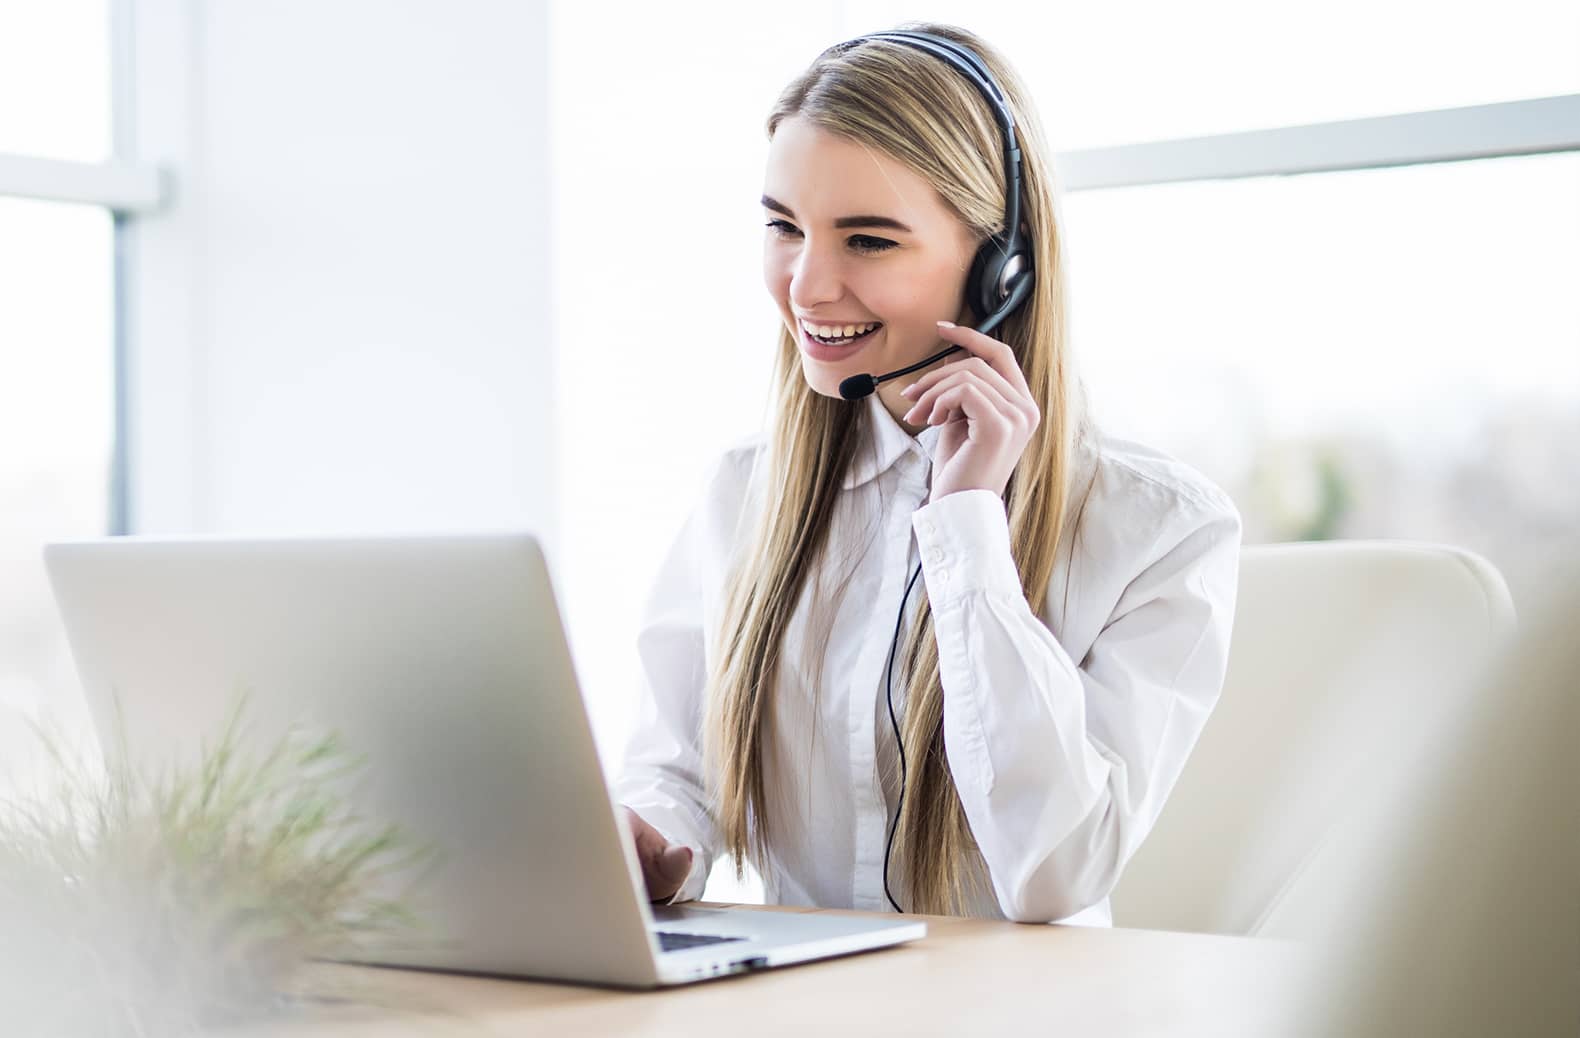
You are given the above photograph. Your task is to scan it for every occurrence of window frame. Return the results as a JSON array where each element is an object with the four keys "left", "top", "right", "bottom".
[{"left": 1055, "top": 94, "right": 1580, "bottom": 190}]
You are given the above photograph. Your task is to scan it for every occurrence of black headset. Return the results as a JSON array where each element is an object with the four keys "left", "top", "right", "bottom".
[
  {"left": 834, "top": 29, "right": 1035, "bottom": 402},
  {"left": 825, "top": 29, "right": 1035, "bottom": 913}
]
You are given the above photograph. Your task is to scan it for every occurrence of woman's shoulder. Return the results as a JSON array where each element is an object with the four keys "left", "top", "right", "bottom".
[
  {"left": 706, "top": 430, "right": 770, "bottom": 502},
  {"left": 1074, "top": 425, "right": 1241, "bottom": 530},
  {"left": 1050, "top": 426, "right": 1243, "bottom": 650},
  {"left": 719, "top": 429, "right": 770, "bottom": 474},
  {"left": 679, "top": 431, "right": 771, "bottom": 547}
]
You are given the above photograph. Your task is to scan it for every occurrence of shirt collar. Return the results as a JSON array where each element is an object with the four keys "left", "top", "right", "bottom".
[{"left": 841, "top": 391, "right": 944, "bottom": 490}]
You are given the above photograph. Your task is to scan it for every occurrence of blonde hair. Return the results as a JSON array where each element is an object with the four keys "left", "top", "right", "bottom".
[{"left": 703, "top": 22, "right": 1096, "bottom": 916}]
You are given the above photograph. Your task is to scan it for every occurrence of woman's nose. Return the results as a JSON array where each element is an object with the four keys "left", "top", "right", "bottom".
[{"left": 787, "top": 245, "right": 846, "bottom": 310}]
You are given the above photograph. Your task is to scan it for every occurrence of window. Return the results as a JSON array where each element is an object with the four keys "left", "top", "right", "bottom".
[
  {"left": 0, "top": 0, "right": 111, "bottom": 160},
  {"left": 0, "top": 0, "right": 117, "bottom": 793},
  {"left": 1063, "top": 150, "right": 1580, "bottom": 607}
]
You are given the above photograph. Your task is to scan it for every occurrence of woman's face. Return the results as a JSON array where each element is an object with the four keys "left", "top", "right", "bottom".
[{"left": 762, "top": 115, "right": 979, "bottom": 433}]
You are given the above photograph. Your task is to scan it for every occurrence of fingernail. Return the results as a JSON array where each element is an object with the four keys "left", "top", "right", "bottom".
[{"left": 937, "top": 320, "right": 956, "bottom": 328}]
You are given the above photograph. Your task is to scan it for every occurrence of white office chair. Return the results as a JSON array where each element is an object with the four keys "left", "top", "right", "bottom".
[
  {"left": 1291, "top": 557, "right": 1579, "bottom": 1036},
  {"left": 1109, "top": 540, "right": 1517, "bottom": 938}
]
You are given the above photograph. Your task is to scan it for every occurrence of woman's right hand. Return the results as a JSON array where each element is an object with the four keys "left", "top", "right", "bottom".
[{"left": 621, "top": 806, "right": 695, "bottom": 903}]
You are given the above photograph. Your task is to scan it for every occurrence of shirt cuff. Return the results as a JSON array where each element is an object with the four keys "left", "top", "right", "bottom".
[{"left": 912, "top": 488, "right": 1024, "bottom": 608}]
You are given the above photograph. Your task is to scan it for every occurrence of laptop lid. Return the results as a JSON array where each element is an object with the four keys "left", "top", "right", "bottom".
[{"left": 43, "top": 531, "right": 667, "bottom": 986}]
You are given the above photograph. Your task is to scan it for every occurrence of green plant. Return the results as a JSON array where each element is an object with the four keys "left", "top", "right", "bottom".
[{"left": 0, "top": 690, "right": 434, "bottom": 1036}]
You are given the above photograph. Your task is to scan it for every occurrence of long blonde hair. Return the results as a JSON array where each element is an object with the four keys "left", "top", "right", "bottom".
[{"left": 703, "top": 22, "right": 1095, "bottom": 916}]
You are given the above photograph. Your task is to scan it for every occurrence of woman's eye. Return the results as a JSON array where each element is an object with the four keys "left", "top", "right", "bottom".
[
  {"left": 763, "top": 221, "right": 897, "bottom": 255},
  {"left": 847, "top": 235, "right": 897, "bottom": 254}
]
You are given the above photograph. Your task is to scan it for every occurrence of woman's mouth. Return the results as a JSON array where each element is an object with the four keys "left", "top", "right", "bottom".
[{"left": 798, "top": 319, "right": 883, "bottom": 359}]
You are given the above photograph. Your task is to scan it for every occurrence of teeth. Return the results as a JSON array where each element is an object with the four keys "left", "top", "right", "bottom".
[{"left": 802, "top": 319, "right": 881, "bottom": 339}]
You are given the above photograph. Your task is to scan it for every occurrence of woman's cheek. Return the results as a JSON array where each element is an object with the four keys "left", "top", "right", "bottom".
[
  {"left": 762, "top": 253, "right": 790, "bottom": 298},
  {"left": 853, "top": 266, "right": 918, "bottom": 315}
]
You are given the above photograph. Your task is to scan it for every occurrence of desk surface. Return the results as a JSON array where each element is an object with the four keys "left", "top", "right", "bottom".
[{"left": 222, "top": 902, "right": 1316, "bottom": 1036}]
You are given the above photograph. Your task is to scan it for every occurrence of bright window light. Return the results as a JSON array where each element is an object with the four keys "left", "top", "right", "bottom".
[{"left": 1063, "top": 150, "right": 1580, "bottom": 606}]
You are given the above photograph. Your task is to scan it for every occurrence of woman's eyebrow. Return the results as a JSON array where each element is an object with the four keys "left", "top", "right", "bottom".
[{"left": 760, "top": 195, "right": 913, "bottom": 233}]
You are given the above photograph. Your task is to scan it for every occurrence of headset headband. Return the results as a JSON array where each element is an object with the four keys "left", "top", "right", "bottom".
[{"left": 841, "top": 30, "right": 1023, "bottom": 250}]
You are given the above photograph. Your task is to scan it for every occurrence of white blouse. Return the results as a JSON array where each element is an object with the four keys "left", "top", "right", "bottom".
[{"left": 614, "top": 391, "right": 1243, "bottom": 925}]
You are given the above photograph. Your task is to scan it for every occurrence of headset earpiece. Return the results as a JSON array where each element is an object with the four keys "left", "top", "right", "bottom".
[{"left": 966, "top": 232, "right": 1033, "bottom": 323}]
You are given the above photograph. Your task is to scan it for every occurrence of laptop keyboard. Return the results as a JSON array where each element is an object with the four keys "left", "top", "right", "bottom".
[{"left": 656, "top": 930, "right": 748, "bottom": 953}]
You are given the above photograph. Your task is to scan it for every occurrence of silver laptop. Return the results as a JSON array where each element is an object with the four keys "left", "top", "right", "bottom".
[{"left": 41, "top": 531, "right": 925, "bottom": 988}]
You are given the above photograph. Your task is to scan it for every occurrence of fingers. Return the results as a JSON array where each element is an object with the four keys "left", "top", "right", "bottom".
[
  {"left": 622, "top": 806, "right": 694, "bottom": 901},
  {"left": 902, "top": 355, "right": 1020, "bottom": 413},
  {"left": 936, "top": 384, "right": 1017, "bottom": 439},
  {"left": 647, "top": 845, "right": 693, "bottom": 902},
  {"left": 657, "top": 844, "right": 694, "bottom": 886},
  {"left": 901, "top": 338, "right": 1039, "bottom": 430},
  {"left": 933, "top": 320, "right": 1031, "bottom": 398},
  {"left": 903, "top": 370, "right": 1028, "bottom": 434}
]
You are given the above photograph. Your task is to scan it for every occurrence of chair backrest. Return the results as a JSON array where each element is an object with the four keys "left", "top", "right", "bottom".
[
  {"left": 1110, "top": 540, "right": 1517, "bottom": 937},
  {"left": 1295, "top": 558, "right": 1579, "bottom": 1036}
]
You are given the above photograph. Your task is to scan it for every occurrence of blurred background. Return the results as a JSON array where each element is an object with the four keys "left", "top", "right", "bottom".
[{"left": 2, "top": 0, "right": 1576, "bottom": 896}]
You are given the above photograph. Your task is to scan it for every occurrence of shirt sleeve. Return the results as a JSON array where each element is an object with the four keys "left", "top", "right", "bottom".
[
  {"left": 611, "top": 480, "right": 722, "bottom": 905},
  {"left": 911, "top": 486, "right": 1243, "bottom": 923}
]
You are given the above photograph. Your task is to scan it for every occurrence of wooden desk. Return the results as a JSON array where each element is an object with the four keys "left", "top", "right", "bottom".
[{"left": 221, "top": 902, "right": 1316, "bottom": 1036}]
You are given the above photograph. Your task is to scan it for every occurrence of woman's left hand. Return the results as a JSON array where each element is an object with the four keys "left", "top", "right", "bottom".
[{"left": 900, "top": 320, "right": 1041, "bottom": 503}]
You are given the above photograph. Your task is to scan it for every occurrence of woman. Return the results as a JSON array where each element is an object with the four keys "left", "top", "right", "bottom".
[{"left": 616, "top": 23, "right": 1242, "bottom": 925}]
